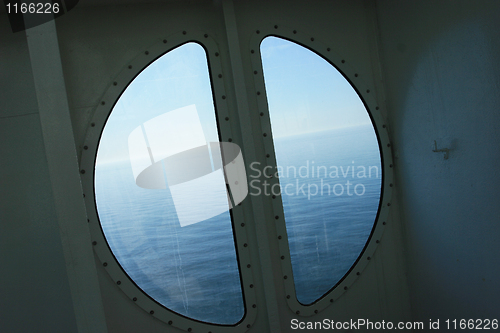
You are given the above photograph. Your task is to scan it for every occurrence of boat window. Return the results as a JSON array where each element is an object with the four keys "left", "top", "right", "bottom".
[
  {"left": 260, "top": 36, "right": 382, "bottom": 304},
  {"left": 94, "top": 42, "right": 245, "bottom": 324}
]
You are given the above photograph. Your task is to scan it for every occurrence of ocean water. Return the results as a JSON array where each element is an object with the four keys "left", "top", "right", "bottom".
[
  {"left": 95, "top": 162, "right": 243, "bottom": 325},
  {"left": 272, "top": 125, "right": 381, "bottom": 304},
  {"left": 94, "top": 124, "right": 381, "bottom": 324}
]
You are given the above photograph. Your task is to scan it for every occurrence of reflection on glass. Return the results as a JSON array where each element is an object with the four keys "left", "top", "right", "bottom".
[
  {"left": 95, "top": 43, "right": 244, "bottom": 324},
  {"left": 260, "top": 37, "right": 382, "bottom": 304}
]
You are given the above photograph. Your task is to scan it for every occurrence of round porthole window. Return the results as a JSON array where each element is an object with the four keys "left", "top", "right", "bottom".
[
  {"left": 93, "top": 42, "right": 245, "bottom": 325},
  {"left": 255, "top": 35, "right": 389, "bottom": 307}
]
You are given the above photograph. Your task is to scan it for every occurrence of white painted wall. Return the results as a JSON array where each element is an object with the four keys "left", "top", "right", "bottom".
[
  {"left": 8, "top": 0, "right": 499, "bottom": 331},
  {"left": 0, "top": 17, "right": 78, "bottom": 333},
  {"left": 377, "top": 0, "right": 500, "bottom": 327}
]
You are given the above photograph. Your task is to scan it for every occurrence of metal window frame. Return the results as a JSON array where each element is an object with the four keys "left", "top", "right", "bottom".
[
  {"left": 248, "top": 26, "right": 394, "bottom": 316},
  {"left": 79, "top": 30, "right": 257, "bottom": 333}
]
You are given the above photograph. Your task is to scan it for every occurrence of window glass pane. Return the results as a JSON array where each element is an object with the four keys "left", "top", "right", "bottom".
[
  {"left": 260, "top": 37, "right": 382, "bottom": 304},
  {"left": 95, "top": 43, "right": 244, "bottom": 324}
]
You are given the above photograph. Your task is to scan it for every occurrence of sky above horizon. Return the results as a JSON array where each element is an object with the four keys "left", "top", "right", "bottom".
[
  {"left": 261, "top": 36, "right": 371, "bottom": 138},
  {"left": 96, "top": 37, "right": 373, "bottom": 165}
]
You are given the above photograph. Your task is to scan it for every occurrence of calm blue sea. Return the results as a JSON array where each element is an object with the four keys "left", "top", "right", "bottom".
[{"left": 94, "top": 124, "right": 381, "bottom": 324}]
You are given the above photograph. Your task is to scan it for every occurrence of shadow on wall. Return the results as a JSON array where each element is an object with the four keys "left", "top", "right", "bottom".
[{"left": 385, "top": 5, "right": 500, "bottom": 322}]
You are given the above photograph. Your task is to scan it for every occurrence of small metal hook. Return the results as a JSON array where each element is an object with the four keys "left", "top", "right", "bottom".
[{"left": 433, "top": 140, "right": 450, "bottom": 159}]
